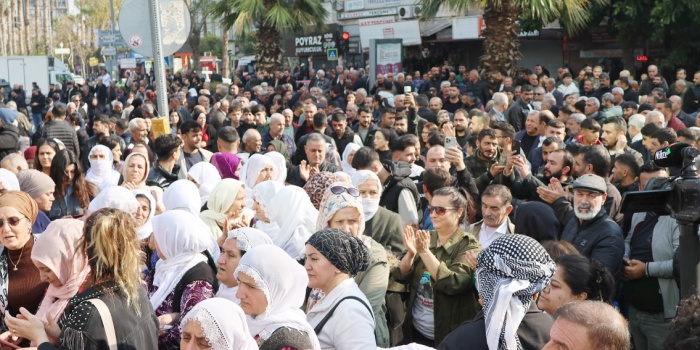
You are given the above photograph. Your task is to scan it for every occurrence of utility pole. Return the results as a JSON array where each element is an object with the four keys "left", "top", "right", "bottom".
[
  {"left": 109, "top": 0, "right": 116, "bottom": 78},
  {"left": 148, "top": 0, "right": 168, "bottom": 118}
]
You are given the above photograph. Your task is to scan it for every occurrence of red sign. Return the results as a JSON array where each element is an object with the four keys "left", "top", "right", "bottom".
[{"left": 636, "top": 55, "right": 649, "bottom": 62}]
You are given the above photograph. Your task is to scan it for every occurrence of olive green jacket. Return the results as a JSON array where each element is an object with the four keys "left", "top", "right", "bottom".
[{"left": 391, "top": 228, "right": 482, "bottom": 345}]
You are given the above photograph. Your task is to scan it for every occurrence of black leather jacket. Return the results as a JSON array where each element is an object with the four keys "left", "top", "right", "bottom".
[{"left": 146, "top": 162, "right": 181, "bottom": 190}]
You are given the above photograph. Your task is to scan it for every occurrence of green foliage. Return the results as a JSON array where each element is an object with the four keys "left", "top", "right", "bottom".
[
  {"left": 610, "top": 0, "right": 700, "bottom": 68},
  {"left": 200, "top": 33, "right": 223, "bottom": 57}
]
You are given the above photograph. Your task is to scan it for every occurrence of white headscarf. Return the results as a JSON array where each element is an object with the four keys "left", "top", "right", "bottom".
[
  {"left": 188, "top": 162, "right": 222, "bottom": 204},
  {"left": 240, "top": 154, "right": 276, "bottom": 207},
  {"left": 132, "top": 189, "right": 156, "bottom": 241},
  {"left": 162, "top": 179, "right": 221, "bottom": 261},
  {"left": 150, "top": 210, "right": 212, "bottom": 309},
  {"left": 87, "top": 186, "right": 139, "bottom": 215},
  {"left": 179, "top": 298, "right": 258, "bottom": 350},
  {"left": 252, "top": 181, "right": 284, "bottom": 242},
  {"left": 216, "top": 228, "right": 274, "bottom": 303},
  {"left": 264, "top": 151, "right": 287, "bottom": 183},
  {"left": 200, "top": 179, "right": 244, "bottom": 240},
  {"left": 121, "top": 152, "right": 150, "bottom": 189},
  {"left": 267, "top": 186, "right": 317, "bottom": 260},
  {"left": 234, "top": 245, "right": 321, "bottom": 349},
  {"left": 163, "top": 179, "right": 201, "bottom": 215},
  {"left": 341, "top": 143, "right": 361, "bottom": 175},
  {"left": 0, "top": 169, "right": 19, "bottom": 191},
  {"left": 85, "top": 145, "right": 120, "bottom": 191},
  {"left": 351, "top": 170, "right": 383, "bottom": 221}
]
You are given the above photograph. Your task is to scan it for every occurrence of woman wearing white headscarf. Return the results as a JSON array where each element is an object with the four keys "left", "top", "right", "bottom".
[
  {"left": 315, "top": 181, "right": 390, "bottom": 347},
  {"left": 149, "top": 210, "right": 217, "bottom": 349},
  {"left": 252, "top": 181, "right": 284, "bottom": 242},
  {"left": 239, "top": 154, "right": 276, "bottom": 207},
  {"left": 163, "top": 179, "right": 201, "bottom": 214},
  {"left": 216, "top": 228, "right": 273, "bottom": 303},
  {"left": 267, "top": 186, "right": 317, "bottom": 261},
  {"left": 187, "top": 162, "right": 221, "bottom": 204},
  {"left": 180, "top": 298, "right": 258, "bottom": 350},
  {"left": 86, "top": 185, "right": 139, "bottom": 215},
  {"left": 352, "top": 170, "right": 405, "bottom": 255},
  {"left": 132, "top": 189, "right": 156, "bottom": 241},
  {"left": 0, "top": 168, "right": 19, "bottom": 192},
  {"left": 162, "top": 179, "right": 221, "bottom": 261},
  {"left": 341, "top": 143, "right": 361, "bottom": 176},
  {"left": 85, "top": 145, "right": 120, "bottom": 191},
  {"left": 235, "top": 245, "right": 321, "bottom": 349},
  {"left": 200, "top": 179, "right": 247, "bottom": 242},
  {"left": 264, "top": 151, "right": 288, "bottom": 183}
]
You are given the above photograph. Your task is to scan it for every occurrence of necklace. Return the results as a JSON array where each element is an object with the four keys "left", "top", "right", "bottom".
[{"left": 8, "top": 244, "right": 26, "bottom": 271}]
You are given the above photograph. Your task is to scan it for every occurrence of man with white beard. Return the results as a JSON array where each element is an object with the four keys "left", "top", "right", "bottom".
[{"left": 560, "top": 174, "right": 625, "bottom": 280}]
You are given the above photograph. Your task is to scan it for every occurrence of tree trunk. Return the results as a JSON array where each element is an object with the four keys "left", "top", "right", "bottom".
[
  {"left": 33, "top": 0, "right": 38, "bottom": 53},
  {"left": 221, "top": 27, "right": 229, "bottom": 78},
  {"left": 23, "top": 0, "right": 30, "bottom": 54},
  {"left": 19, "top": 0, "right": 27, "bottom": 55},
  {"left": 255, "top": 0, "right": 281, "bottom": 73},
  {"left": 480, "top": 0, "right": 521, "bottom": 87},
  {"left": 0, "top": 4, "right": 6, "bottom": 56},
  {"left": 43, "top": 0, "right": 50, "bottom": 53}
]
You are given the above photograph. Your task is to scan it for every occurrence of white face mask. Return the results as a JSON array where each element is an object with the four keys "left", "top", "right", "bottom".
[
  {"left": 89, "top": 158, "right": 112, "bottom": 176},
  {"left": 361, "top": 197, "right": 380, "bottom": 221}
]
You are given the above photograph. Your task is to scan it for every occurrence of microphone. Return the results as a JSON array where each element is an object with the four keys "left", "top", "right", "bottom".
[{"left": 654, "top": 143, "right": 693, "bottom": 168}]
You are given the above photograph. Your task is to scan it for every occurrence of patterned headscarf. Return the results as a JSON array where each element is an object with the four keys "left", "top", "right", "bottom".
[
  {"left": 306, "top": 228, "right": 370, "bottom": 276},
  {"left": 475, "top": 234, "right": 555, "bottom": 350},
  {"left": 303, "top": 172, "right": 336, "bottom": 209}
]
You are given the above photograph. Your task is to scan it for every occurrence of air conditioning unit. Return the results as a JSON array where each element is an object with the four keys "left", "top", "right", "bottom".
[{"left": 398, "top": 6, "right": 422, "bottom": 19}]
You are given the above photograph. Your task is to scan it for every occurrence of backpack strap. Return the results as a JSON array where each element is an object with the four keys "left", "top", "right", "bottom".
[
  {"left": 86, "top": 299, "right": 117, "bottom": 350},
  {"left": 313, "top": 296, "right": 373, "bottom": 335}
]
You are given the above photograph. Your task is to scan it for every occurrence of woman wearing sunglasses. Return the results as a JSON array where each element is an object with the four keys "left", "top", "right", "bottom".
[
  {"left": 393, "top": 186, "right": 481, "bottom": 346},
  {"left": 0, "top": 191, "right": 48, "bottom": 346},
  {"left": 315, "top": 182, "right": 390, "bottom": 347}
]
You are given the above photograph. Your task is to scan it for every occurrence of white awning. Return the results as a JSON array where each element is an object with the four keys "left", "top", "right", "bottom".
[{"left": 420, "top": 20, "right": 452, "bottom": 37}]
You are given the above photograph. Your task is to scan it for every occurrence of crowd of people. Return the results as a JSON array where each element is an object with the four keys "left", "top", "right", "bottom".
[{"left": 0, "top": 61, "right": 699, "bottom": 350}]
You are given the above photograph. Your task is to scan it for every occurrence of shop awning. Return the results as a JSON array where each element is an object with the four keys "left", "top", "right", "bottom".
[{"left": 420, "top": 20, "right": 452, "bottom": 37}]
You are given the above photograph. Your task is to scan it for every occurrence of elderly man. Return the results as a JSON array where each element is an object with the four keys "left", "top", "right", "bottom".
[
  {"left": 543, "top": 301, "right": 630, "bottom": 350},
  {"left": 440, "top": 234, "right": 555, "bottom": 350},
  {"left": 240, "top": 128, "right": 262, "bottom": 158},
  {"left": 584, "top": 97, "right": 605, "bottom": 123},
  {"left": 488, "top": 92, "right": 508, "bottom": 123},
  {"left": 261, "top": 113, "right": 296, "bottom": 155},
  {"left": 287, "top": 133, "right": 339, "bottom": 186},
  {"left": 601, "top": 93, "right": 622, "bottom": 119},
  {"left": 127, "top": 117, "right": 149, "bottom": 150},
  {"left": 466, "top": 184, "right": 515, "bottom": 248},
  {"left": 560, "top": 174, "right": 625, "bottom": 279},
  {"left": 0, "top": 154, "right": 29, "bottom": 174},
  {"left": 669, "top": 95, "right": 695, "bottom": 128},
  {"left": 428, "top": 97, "right": 443, "bottom": 115}
]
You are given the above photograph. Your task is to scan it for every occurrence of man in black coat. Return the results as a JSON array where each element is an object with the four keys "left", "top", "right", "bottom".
[
  {"left": 463, "top": 70, "right": 491, "bottom": 105},
  {"left": 507, "top": 85, "right": 534, "bottom": 132}
]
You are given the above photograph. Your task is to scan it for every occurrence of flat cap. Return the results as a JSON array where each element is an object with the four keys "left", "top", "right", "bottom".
[{"left": 572, "top": 174, "right": 607, "bottom": 194}]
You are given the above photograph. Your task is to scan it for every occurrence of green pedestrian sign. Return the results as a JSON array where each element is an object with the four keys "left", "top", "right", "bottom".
[{"left": 327, "top": 48, "right": 339, "bottom": 61}]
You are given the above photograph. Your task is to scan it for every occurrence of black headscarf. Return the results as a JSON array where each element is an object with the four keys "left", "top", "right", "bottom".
[
  {"left": 513, "top": 201, "right": 561, "bottom": 242},
  {"left": 306, "top": 228, "right": 370, "bottom": 276}
]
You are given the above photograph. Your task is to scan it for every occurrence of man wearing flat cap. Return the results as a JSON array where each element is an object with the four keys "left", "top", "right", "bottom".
[{"left": 560, "top": 174, "right": 625, "bottom": 280}]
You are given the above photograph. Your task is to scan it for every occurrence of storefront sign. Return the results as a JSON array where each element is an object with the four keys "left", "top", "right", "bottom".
[
  {"left": 366, "top": 0, "right": 401, "bottom": 7},
  {"left": 358, "top": 16, "right": 395, "bottom": 27},
  {"left": 294, "top": 32, "right": 337, "bottom": 55},
  {"left": 344, "top": 0, "right": 364, "bottom": 11},
  {"left": 338, "top": 8, "right": 397, "bottom": 20},
  {"left": 359, "top": 20, "right": 421, "bottom": 49}
]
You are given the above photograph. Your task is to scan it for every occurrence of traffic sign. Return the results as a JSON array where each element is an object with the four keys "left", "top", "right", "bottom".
[
  {"left": 54, "top": 48, "right": 70, "bottom": 55},
  {"left": 99, "top": 30, "right": 127, "bottom": 48},
  {"left": 118, "top": 0, "right": 191, "bottom": 57},
  {"left": 89, "top": 57, "right": 99, "bottom": 67},
  {"left": 103, "top": 47, "right": 117, "bottom": 56},
  {"left": 327, "top": 48, "right": 339, "bottom": 61}
]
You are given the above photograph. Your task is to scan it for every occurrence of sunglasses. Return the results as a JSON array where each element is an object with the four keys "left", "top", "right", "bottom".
[
  {"left": 330, "top": 185, "right": 360, "bottom": 197},
  {"left": 427, "top": 205, "right": 459, "bottom": 216},
  {"left": 0, "top": 216, "right": 25, "bottom": 228}
]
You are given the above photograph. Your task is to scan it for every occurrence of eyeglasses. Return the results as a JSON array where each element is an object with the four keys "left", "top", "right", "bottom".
[
  {"left": 330, "top": 185, "right": 360, "bottom": 197},
  {"left": 0, "top": 216, "right": 25, "bottom": 228},
  {"left": 427, "top": 205, "right": 459, "bottom": 216}
]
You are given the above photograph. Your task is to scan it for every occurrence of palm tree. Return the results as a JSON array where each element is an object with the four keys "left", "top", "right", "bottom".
[
  {"left": 209, "top": 0, "right": 328, "bottom": 73},
  {"left": 420, "top": 0, "right": 606, "bottom": 83}
]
